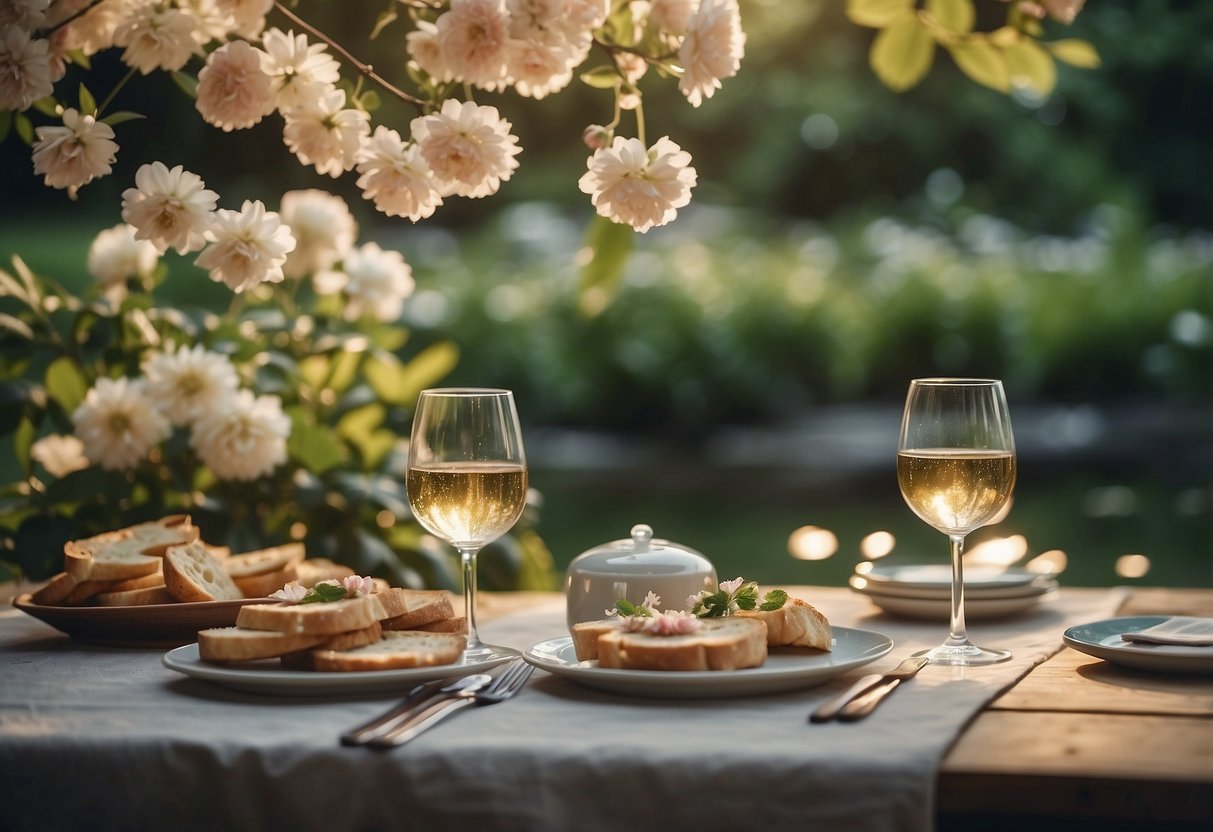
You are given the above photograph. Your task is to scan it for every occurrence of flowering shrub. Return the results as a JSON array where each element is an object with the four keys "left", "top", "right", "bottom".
[{"left": 0, "top": 186, "right": 554, "bottom": 589}]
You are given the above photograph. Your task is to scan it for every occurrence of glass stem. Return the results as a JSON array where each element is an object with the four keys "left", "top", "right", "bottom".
[
  {"left": 947, "top": 533, "right": 970, "bottom": 647},
  {"left": 458, "top": 546, "right": 482, "bottom": 649}
]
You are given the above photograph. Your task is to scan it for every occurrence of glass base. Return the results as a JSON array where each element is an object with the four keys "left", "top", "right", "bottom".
[
  {"left": 462, "top": 641, "right": 521, "bottom": 665},
  {"left": 914, "top": 642, "right": 1011, "bottom": 666}
]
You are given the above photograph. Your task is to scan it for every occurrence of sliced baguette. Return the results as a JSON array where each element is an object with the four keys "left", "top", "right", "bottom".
[
  {"left": 596, "top": 617, "right": 768, "bottom": 671},
  {"left": 94, "top": 585, "right": 174, "bottom": 606},
  {"left": 63, "top": 515, "right": 196, "bottom": 582},
  {"left": 235, "top": 593, "right": 380, "bottom": 635},
  {"left": 374, "top": 589, "right": 454, "bottom": 629},
  {"left": 279, "top": 621, "right": 385, "bottom": 669},
  {"left": 311, "top": 630, "right": 466, "bottom": 672},
  {"left": 164, "top": 541, "right": 244, "bottom": 602},
  {"left": 737, "top": 597, "right": 832, "bottom": 651},
  {"left": 232, "top": 563, "right": 298, "bottom": 599},
  {"left": 295, "top": 558, "right": 355, "bottom": 587},
  {"left": 106, "top": 566, "right": 165, "bottom": 593},
  {"left": 62, "top": 579, "right": 112, "bottom": 605},
  {"left": 223, "top": 543, "right": 305, "bottom": 579},
  {"left": 414, "top": 616, "right": 467, "bottom": 634},
  {"left": 31, "top": 572, "right": 78, "bottom": 606},
  {"left": 198, "top": 627, "right": 325, "bottom": 662},
  {"left": 570, "top": 619, "right": 619, "bottom": 662}
]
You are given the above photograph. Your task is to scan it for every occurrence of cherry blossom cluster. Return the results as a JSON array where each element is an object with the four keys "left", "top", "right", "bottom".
[{"left": 0, "top": 0, "right": 746, "bottom": 233}]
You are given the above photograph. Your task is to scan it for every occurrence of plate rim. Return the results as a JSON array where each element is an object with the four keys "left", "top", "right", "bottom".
[
  {"left": 848, "top": 574, "right": 1057, "bottom": 601},
  {"left": 161, "top": 642, "right": 510, "bottom": 695},
  {"left": 522, "top": 625, "right": 894, "bottom": 697},
  {"left": 861, "top": 564, "right": 1043, "bottom": 589},
  {"left": 851, "top": 585, "right": 1056, "bottom": 619},
  {"left": 1062, "top": 615, "right": 1213, "bottom": 673}
]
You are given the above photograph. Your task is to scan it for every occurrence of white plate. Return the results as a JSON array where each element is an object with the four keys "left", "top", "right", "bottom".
[
  {"left": 860, "top": 564, "right": 1043, "bottom": 591},
  {"left": 522, "top": 626, "right": 893, "bottom": 699},
  {"left": 849, "top": 574, "right": 1058, "bottom": 601},
  {"left": 162, "top": 643, "right": 512, "bottom": 696},
  {"left": 851, "top": 583, "right": 1058, "bottom": 620},
  {"left": 1063, "top": 617, "right": 1213, "bottom": 675}
]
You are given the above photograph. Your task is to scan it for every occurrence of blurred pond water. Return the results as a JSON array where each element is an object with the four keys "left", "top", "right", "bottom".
[{"left": 528, "top": 402, "right": 1212, "bottom": 591}]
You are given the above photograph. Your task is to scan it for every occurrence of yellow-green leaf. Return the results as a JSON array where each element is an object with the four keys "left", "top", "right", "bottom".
[
  {"left": 870, "top": 15, "right": 936, "bottom": 92},
  {"left": 847, "top": 0, "right": 915, "bottom": 28},
  {"left": 45, "top": 356, "right": 89, "bottom": 414},
  {"left": 1047, "top": 38, "right": 1101, "bottom": 68},
  {"left": 580, "top": 65, "right": 620, "bottom": 90},
  {"left": 1005, "top": 38, "right": 1056, "bottom": 96},
  {"left": 947, "top": 37, "right": 1010, "bottom": 92},
  {"left": 299, "top": 355, "right": 329, "bottom": 391},
  {"left": 337, "top": 403, "right": 386, "bottom": 443},
  {"left": 365, "top": 342, "right": 459, "bottom": 407},
  {"left": 14, "top": 417, "right": 35, "bottom": 475},
  {"left": 578, "top": 216, "right": 634, "bottom": 317},
  {"left": 925, "top": 0, "right": 974, "bottom": 33},
  {"left": 369, "top": 7, "right": 397, "bottom": 39},
  {"left": 286, "top": 410, "right": 347, "bottom": 475}
]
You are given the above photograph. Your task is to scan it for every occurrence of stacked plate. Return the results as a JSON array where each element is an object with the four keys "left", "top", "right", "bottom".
[{"left": 849, "top": 563, "right": 1059, "bottom": 620}]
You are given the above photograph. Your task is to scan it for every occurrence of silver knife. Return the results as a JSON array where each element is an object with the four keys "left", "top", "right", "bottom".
[
  {"left": 809, "top": 655, "right": 927, "bottom": 723},
  {"left": 340, "top": 673, "right": 492, "bottom": 746}
]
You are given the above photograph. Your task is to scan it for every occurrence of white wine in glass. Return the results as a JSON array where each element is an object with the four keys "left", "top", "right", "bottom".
[
  {"left": 407, "top": 389, "right": 527, "bottom": 662},
  {"left": 897, "top": 378, "right": 1016, "bottom": 666}
]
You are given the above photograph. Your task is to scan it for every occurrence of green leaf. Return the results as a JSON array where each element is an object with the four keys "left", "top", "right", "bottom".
[
  {"left": 925, "top": 0, "right": 974, "bottom": 34},
  {"left": 286, "top": 409, "right": 348, "bottom": 474},
  {"left": 869, "top": 14, "right": 936, "bottom": 92},
  {"left": 299, "top": 354, "right": 329, "bottom": 392},
  {"left": 327, "top": 347, "right": 363, "bottom": 395},
  {"left": 847, "top": 0, "right": 914, "bottom": 28},
  {"left": 297, "top": 582, "right": 349, "bottom": 604},
  {"left": 613, "top": 598, "right": 650, "bottom": 617},
  {"left": 101, "top": 111, "right": 145, "bottom": 127},
  {"left": 171, "top": 70, "right": 199, "bottom": 99},
  {"left": 579, "top": 65, "right": 620, "bottom": 90},
  {"left": 947, "top": 37, "right": 1011, "bottom": 92},
  {"left": 66, "top": 49, "right": 91, "bottom": 70},
  {"left": 337, "top": 404, "right": 396, "bottom": 467},
  {"left": 30, "top": 97, "right": 59, "bottom": 118},
  {"left": 14, "top": 112, "right": 33, "bottom": 145},
  {"left": 1046, "top": 38, "right": 1100, "bottom": 68},
  {"left": 13, "top": 417, "right": 35, "bottom": 474},
  {"left": 759, "top": 589, "right": 789, "bottom": 611},
  {"left": 44, "top": 356, "right": 89, "bottom": 414},
  {"left": 370, "top": 6, "right": 397, "bottom": 39},
  {"left": 364, "top": 342, "right": 460, "bottom": 407},
  {"left": 1005, "top": 38, "right": 1056, "bottom": 96},
  {"left": 359, "top": 89, "right": 382, "bottom": 112},
  {"left": 0, "top": 313, "right": 33, "bottom": 340},
  {"left": 578, "top": 216, "right": 634, "bottom": 317},
  {"left": 78, "top": 83, "right": 96, "bottom": 116}
]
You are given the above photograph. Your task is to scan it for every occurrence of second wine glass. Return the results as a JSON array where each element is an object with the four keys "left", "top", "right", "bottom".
[
  {"left": 897, "top": 378, "right": 1017, "bottom": 666},
  {"left": 407, "top": 388, "right": 527, "bottom": 661}
]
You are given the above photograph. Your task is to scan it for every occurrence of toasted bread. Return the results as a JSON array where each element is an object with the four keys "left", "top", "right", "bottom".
[
  {"left": 223, "top": 543, "right": 305, "bottom": 579},
  {"left": 570, "top": 619, "right": 619, "bottom": 662},
  {"left": 234, "top": 593, "right": 380, "bottom": 635},
  {"left": 63, "top": 515, "right": 196, "bottom": 582},
  {"left": 596, "top": 617, "right": 768, "bottom": 671},
  {"left": 31, "top": 572, "right": 79, "bottom": 606},
  {"left": 279, "top": 622, "right": 385, "bottom": 669},
  {"left": 310, "top": 630, "right": 466, "bottom": 672},
  {"left": 232, "top": 563, "right": 298, "bottom": 598},
  {"left": 737, "top": 597, "right": 832, "bottom": 651},
  {"left": 375, "top": 589, "right": 454, "bottom": 630},
  {"left": 295, "top": 558, "right": 355, "bottom": 587},
  {"left": 164, "top": 541, "right": 244, "bottom": 602},
  {"left": 94, "top": 585, "right": 174, "bottom": 606},
  {"left": 198, "top": 627, "right": 326, "bottom": 662}
]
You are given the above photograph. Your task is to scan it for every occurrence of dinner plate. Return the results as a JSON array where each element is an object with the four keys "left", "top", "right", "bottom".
[
  {"left": 850, "top": 582, "right": 1058, "bottom": 620},
  {"left": 860, "top": 564, "right": 1044, "bottom": 591},
  {"left": 13, "top": 593, "right": 277, "bottom": 648},
  {"left": 522, "top": 626, "right": 893, "bottom": 699},
  {"left": 849, "top": 574, "right": 1059, "bottom": 601},
  {"left": 162, "top": 643, "right": 512, "bottom": 696},
  {"left": 1063, "top": 616, "right": 1213, "bottom": 675}
]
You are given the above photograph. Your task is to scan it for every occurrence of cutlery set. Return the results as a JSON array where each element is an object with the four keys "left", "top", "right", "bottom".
[{"left": 809, "top": 655, "right": 928, "bottom": 723}]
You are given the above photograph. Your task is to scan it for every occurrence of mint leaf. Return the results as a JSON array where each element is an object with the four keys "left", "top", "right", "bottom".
[
  {"left": 298, "top": 583, "right": 349, "bottom": 604},
  {"left": 614, "top": 599, "right": 652, "bottom": 617},
  {"left": 759, "top": 589, "right": 789, "bottom": 611},
  {"left": 696, "top": 590, "right": 731, "bottom": 617},
  {"left": 734, "top": 582, "right": 760, "bottom": 610}
]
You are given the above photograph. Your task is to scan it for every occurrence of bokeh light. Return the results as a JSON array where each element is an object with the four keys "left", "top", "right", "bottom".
[
  {"left": 1027, "top": 549, "right": 1068, "bottom": 575},
  {"left": 855, "top": 561, "right": 874, "bottom": 576},
  {"left": 860, "top": 531, "right": 896, "bottom": 560},
  {"left": 289, "top": 522, "right": 307, "bottom": 540},
  {"left": 964, "top": 535, "right": 1028, "bottom": 567},
  {"left": 788, "top": 526, "right": 838, "bottom": 561},
  {"left": 1116, "top": 554, "right": 1151, "bottom": 579},
  {"left": 375, "top": 510, "right": 396, "bottom": 529}
]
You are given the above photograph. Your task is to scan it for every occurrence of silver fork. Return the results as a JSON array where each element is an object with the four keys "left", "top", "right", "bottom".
[{"left": 367, "top": 659, "right": 536, "bottom": 749}]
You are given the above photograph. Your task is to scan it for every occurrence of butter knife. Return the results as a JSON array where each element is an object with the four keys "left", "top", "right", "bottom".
[
  {"left": 340, "top": 673, "right": 493, "bottom": 746},
  {"left": 809, "top": 656, "right": 927, "bottom": 723}
]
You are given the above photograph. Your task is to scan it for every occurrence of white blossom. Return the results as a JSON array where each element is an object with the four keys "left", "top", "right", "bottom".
[
  {"left": 354, "top": 125, "right": 443, "bottom": 221},
  {"left": 279, "top": 188, "right": 358, "bottom": 279},
  {"left": 260, "top": 27, "right": 340, "bottom": 113},
  {"left": 650, "top": 0, "right": 694, "bottom": 33},
  {"left": 578, "top": 135, "right": 696, "bottom": 232},
  {"left": 31, "top": 108, "right": 118, "bottom": 197},
  {"left": 195, "top": 199, "right": 295, "bottom": 293},
  {"left": 87, "top": 223, "right": 159, "bottom": 299},
  {"left": 190, "top": 389, "right": 290, "bottom": 481},
  {"left": 678, "top": 0, "right": 744, "bottom": 107},
  {"left": 405, "top": 19, "right": 447, "bottom": 80},
  {"left": 142, "top": 343, "right": 240, "bottom": 427},
  {"left": 71, "top": 377, "right": 170, "bottom": 471},
  {"left": 112, "top": 2, "right": 198, "bottom": 74},
  {"left": 0, "top": 0, "right": 50, "bottom": 30},
  {"left": 436, "top": 0, "right": 511, "bottom": 90},
  {"left": 0, "top": 26, "right": 53, "bottom": 112},
  {"left": 214, "top": 0, "right": 272, "bottom": 38},
  {"left": 508, "top": 37, "right": 577, "bottom": 100},
  {"left": 51, "top": 0, "right": 126, "bottom": 56},
  {"left": 121, "top": 162, "right": 218, "bottom": 255},
  {"left": 195, "top": 39, "right": 275, "bottom": 132},
  {"left": 30, "top": 434, "right": 89, "bottom": 478},
  {"left": 411, "top": 98, "right": 521, "bottom": 199},
  {"left": 315, "top": 241, "right": 414, "bottom": 322},
  {"left": 282, "top": 86, "right": 369, "bottom": 177}
]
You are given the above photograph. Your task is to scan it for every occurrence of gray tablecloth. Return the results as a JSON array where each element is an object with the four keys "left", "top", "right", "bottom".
[{"left": 0, "top": 587, "right": 1125, "bottom": 832}]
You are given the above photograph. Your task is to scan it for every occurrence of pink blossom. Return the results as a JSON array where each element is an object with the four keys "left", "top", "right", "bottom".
[
  {"left": 343, "top": 575, "right": 376, "bottom": 596},
  {"left": 270, "top": 580, "right": 309, "bottom": 602}
]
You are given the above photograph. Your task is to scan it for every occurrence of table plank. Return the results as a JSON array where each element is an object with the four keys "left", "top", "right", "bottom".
[{"left": 1117, "top": 586, "right": 1213, "bottom": 617}]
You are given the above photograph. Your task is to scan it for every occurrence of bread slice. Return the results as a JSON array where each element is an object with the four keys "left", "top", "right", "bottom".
[
  {"left": 295, "top": 558, "right": 354, "bottom": 587},
  {"left": 279, "top": 621, "right": 385, "bottom": 669},
  {"left": 570, "top": 619, "right": 619, "bottom": 662},
  {"left": 374, "top": 589, "right": 454, "bottom": 630},
  {"left": 106, "top": 567, "right": 165, "bottom": 593},
  {"left": 232, "top": 563, "right": 298, "bottom": 599},
  {"left": 596, "top": 617, "right": 768, "bottom": 671},
  {"left": 31, "top": 572, "right": 78, "bottom": 606},
  {"left": 223, "top": 543, "right": 305, "bottom": 579},
  {"left": 164, "top": 541, "right": 244, "bottom": 602},
  {"left": 62, "top": 579, "right": 114, "bottom": 605},
  {"left": 198, "top": 627, "right": 326, "bottom": 662},
  {"left": 414, "top": 616, "right": 467, "bottom": 634},
  {"left": 311, "top": 630, "right": 466, "bottom": 672},
  {"left": 235, "top": 593, "right": 380, "bottom": 635},
  {"left": 63, "top": 515, "right": 196, "bottom": 582},
  {"left": 738, "top": 597, "right": 832, "bottom": 651},
  {"left": 95, "top": 585, "right": 174, "bottom": 606}
]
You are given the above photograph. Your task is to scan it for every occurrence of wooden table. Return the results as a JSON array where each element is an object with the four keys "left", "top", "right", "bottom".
[{"left": 480, "top": 588, "right": 1213, "bottom": 831}]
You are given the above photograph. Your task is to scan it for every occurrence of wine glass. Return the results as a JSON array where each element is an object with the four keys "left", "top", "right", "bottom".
[
  {"left": 897, "top": 378, "right": 1017, "bottom": 666},
  {"left": 407, "top": 388, "right": 528, "bottom": 662}
]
